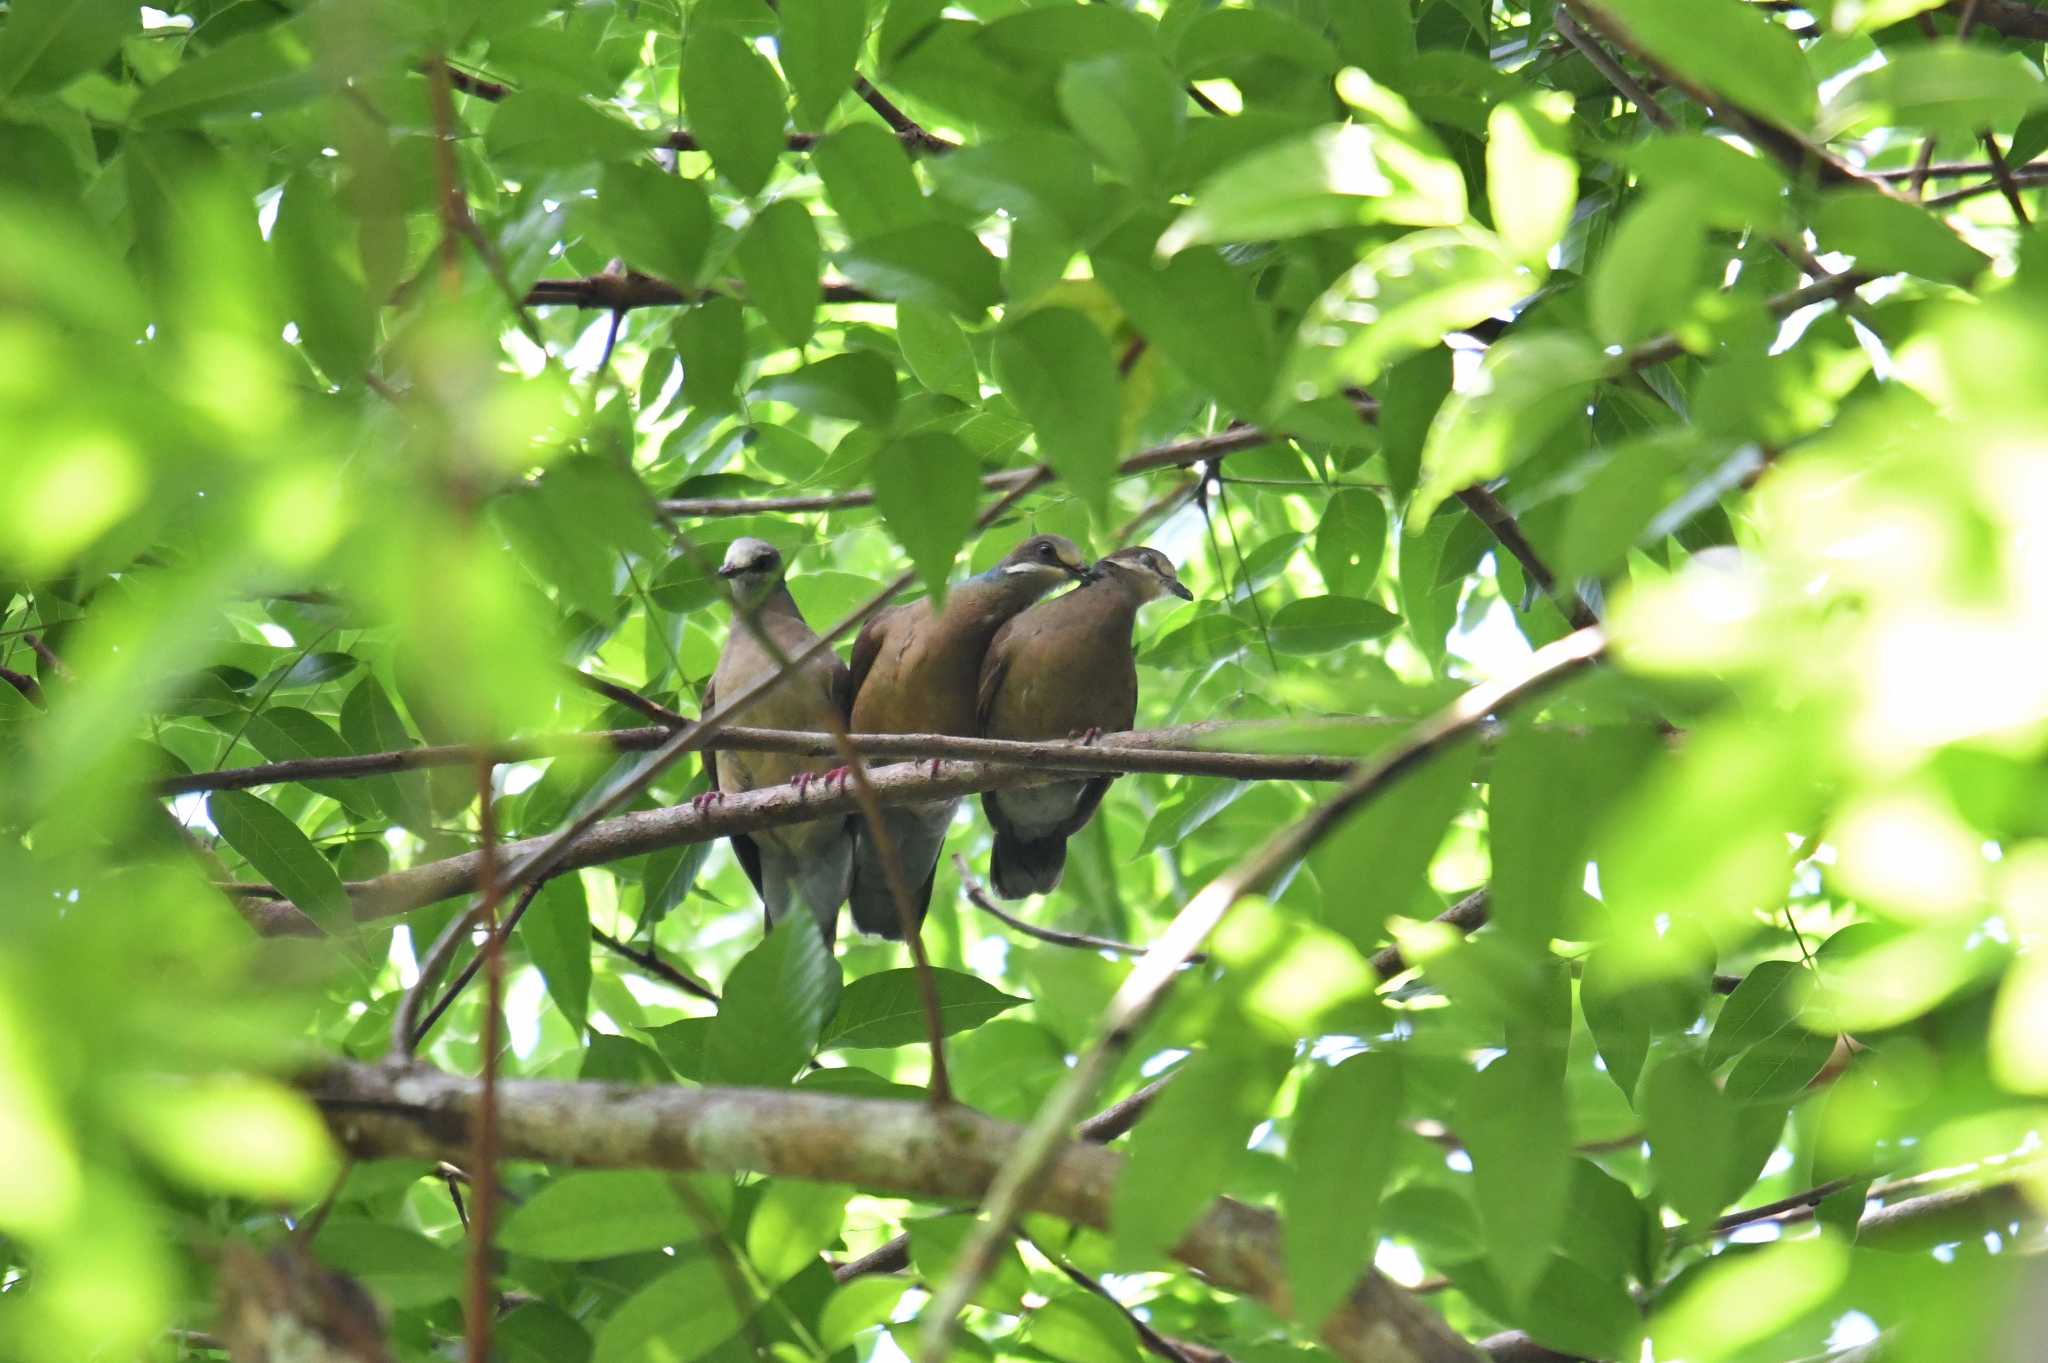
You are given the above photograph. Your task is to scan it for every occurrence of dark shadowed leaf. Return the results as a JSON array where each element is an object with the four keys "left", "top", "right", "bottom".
[
  {"left": 1285, "top": 1052, "right": 1403, "bottom": 1327},
  {"left": 209, "top": 790, "right": 351, "bottom": 929},
  {"left": 681, "top": 26, "right": 787, "bottom": 195}
]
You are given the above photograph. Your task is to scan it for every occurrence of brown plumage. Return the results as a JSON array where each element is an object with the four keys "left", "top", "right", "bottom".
[
  {"left": 976, "top": 546, "right": 1191, "bottom": 899},
  {"left": 845, "top": 533, "right": 1091, "bottom": 936}
]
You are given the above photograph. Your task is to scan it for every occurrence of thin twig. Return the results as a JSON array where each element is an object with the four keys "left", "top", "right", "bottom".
[
  {"left": 1981, "top": 131, "right": 2033, "bottom": 223},
  {"left": 591, "top": 927, "right": 720, "bottom": 1002},
  {"left": 409, "top": 881, "right": 549, "bottom": 1050},
  {"left": 919, "top": 628, "right": 1606, "bottom": 1363},
  {"left": 463, "top": 758, "right": 504, "bottom": 1363},
  {"left": 956, "top": 854, "right": 1181, "bottom": 960},
  {"left": 1051, "top": 1258, "right": 1198, "bottom": 1363},
  {"left": 1555, "top": 7, "right": 1674, "bottom": 130},
  {"left": 1453, "top": 486, "right": 1599, "bottom": 630},
  {"left": 566, "top": 668, "right": 691, "bottom": 726},
  {"left": 24, "top": 634, "right": 72, "bottom": 680}
]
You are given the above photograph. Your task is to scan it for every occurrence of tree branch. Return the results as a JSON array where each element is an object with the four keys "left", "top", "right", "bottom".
[
  {"left": 525, "top": 271, "right": 874, "bottom": 312},
  {"left": 302, "top": 1060, "right": 1479, "bottom": 1363},
  {"left": 165, "top": 721, "right": 1373, "bottom": 798},
  {"left": 660, "top": 424, "right": 1284, "bottom": 517},
  {"left": 955, "top": 853, "right": 1180, "bottom": 959}
]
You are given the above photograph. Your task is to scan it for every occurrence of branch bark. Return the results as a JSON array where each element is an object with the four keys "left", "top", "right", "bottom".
[
  {"left": 163, "top": 720, "right": 1379, "bottom": 798},
  {"left": 303, "top": 1060, "right": 1479, "bottom": 1363}
]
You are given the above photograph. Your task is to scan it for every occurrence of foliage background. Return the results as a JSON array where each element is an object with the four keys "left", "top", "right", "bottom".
[{"left": 3, "top": 0, "right": 2047, "bottom": 1360}]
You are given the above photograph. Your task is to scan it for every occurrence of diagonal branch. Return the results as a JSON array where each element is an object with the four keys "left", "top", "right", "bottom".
[
  {"left": 302, "top": 1060, "right": 1479, "bottom": 1363},
  {"left": 920, "top": 628, "right": 1606, "bottom": 1363}
]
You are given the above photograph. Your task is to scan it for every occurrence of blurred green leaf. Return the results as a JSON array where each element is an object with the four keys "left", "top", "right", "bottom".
[
  {"left": 0, "top": 0, "right": 134, "bottom": 97},
  {"left": 596, "top": 165, "right": 712, "bottom": 288},
  {"left": 814, "top": 123, "right": 930, "bottom": 240},
  {"left": 1591, "top": 0, "right": 1817, "bottom": 129},
  {"left": 681, "top": 26, "right": 788, "bottom": 195},
  {"left": 1097, "top": 248, "right": 1277, "bottom": 415},
  {"left": 1285, "top": 1052, "right": 1402, "bottom": 1326},
  {"left": 486, "top": 92, "right": 656, "bottom": 172},
  {"left": 1462, "top": 1048, "right": 1571, "bottom": 1301},
  {"left": 498, "top": 1171, "right": 714, "bottom": 1260},
  {"left": 1026, "top": 1291, "right": 1142, "bottom": 1363},
  {"left": 1113, "top": 1043, "right": 1290, "bottom": 1266},
  {"left": 1267, "top": 596, "right": 1400, "bottom": 653},
  {"left": 839, "top": 221, "right": 1003, "bottom": 317},
  {"left": 780, "top": 0, "right": 867, "bottom": 130}
]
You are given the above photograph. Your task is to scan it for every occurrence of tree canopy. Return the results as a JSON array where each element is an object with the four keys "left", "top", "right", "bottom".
[{"left": 3, "top": 1, "right": 2046, "bottom": 1361}]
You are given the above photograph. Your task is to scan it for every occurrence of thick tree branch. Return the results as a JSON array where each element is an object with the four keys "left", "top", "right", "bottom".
[
  {"left": 1959, "top": 0, "right": 2048, "bottom": 40},
  {"left": 164, "top": 721, "right": 1373, "bottom": 798},
  {"left": 303, "top": 1060, "right": 1477, "bottom": 1363}
]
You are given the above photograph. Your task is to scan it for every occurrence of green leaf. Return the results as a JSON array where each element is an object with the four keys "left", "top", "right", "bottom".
[
  {"left": 596, "top": 165, "right": 712, "bottom": 288},
  {"left": 239, "top": 707, "right": 377, "bottom": 819},
  {"left": 1556, "top": 432, "right": 1710, "bottom": 580},
  {"left": 1285, "top": 1052, "right": 1402, "bottom": 1327},
  {"left": 273, "top": 172, "right": 374, "bottom": 388},
  {"left": 1307, "top": 740, "right": 1478, "bottom": 955},
  {"left": 1159, "top": 121, "right": 1466, "bottom": 255},
  {"left": 1724, "top": 1025, "right": 1835, "bottom": 1103},
  {"left": 339, "top": 675, "right": 429, "bottom": 831},
  {"left": 1381, "top": 345, "right": 1452, "bottom": 503},
  {"left": 1096, "top": 248, "right": 1277, "bottom": 415},
  {"left": 1177, "top": 7, "right": 1338, "bottom": 75},
  {"left": 132, "top": 23, "right": 322, "bottom": 125},
  {"left": 675, "top": 297, "right": 746, "bottom": 412},
  {"left": 1486, "top": 91, "right": 1575, "bottom": 268},
  {"left": 819, "top": 1276, "right": 908, "bottom": 1351},
  {"left": 780, "top": 0, "right": 868, "bottom": 130},
  {"left": 520, "top": 875, "right": 591, "bottom": 1036},
  {"left": 1644, "top": 1051, "right": 1741, "bottom": 1224},
  {"left": 702, "top": 913, "right": 842, "bottom": 1087},
  {"left": 1491, "top": 726, "right": 1661, "bottom": 947},
  {"left": 485, "top": 92, "right": 656, "bottom": 174},
  {"left": 1113, "top": 1043, "right": 1290, "bottom": 1266},
  {"left": 735, "top": 199, "right": 821, "bottom": 348},
  {"left": 1411, "top": 332, "right": 1604, "bottom": 527},
  {"left": 1706, "top": 960, "right": 1809, "bottom": 1069},
  {"left": 1462, "top": 1048, "right": 1571, "bottom": 1301},
  {"left": 209, "top": 790, "right": 351, "bottom": 929},
  {"left": 746, "top": 1180, "right": 851, "bottom": 1283},
  {"left": 1628, "top": 135, "right": 1787, "bottom": 233},
  {"left": 1813, "top": 189, "right": 1988, "bottom": 286},
  {"left": 872, "top": 431, "right": 980, "bottom": 603},
  {"left": 499, "top": 1302, "right": 594, "bottom": 1363},
  {"left": 498, "top": 1171, "right": 716, "bottom": 1260},
  {"left": 896, "top": 302, "right": 979, "bottom": 402},
  {"left": 992, "top": 307, "right": 1121, "bottom": 517},
  {"left": 930, "top": 132, "right": 1104, "bottom": 238},
  {"left": 1287, "top": 227, "right": 1528, "bottom": 393},
  {"left": 0, "top": 0, "right": 133, "bottom": 97},
  {"left": 592, "top": 1260, "right": 749, "bottom": 1363},
  {"left": 1590, "top": 186, "right": 1710, "bottom": 348},
  {"left": 823, "top": 967, "right": 1026, "bottom": 1049},
  {"left": 681, "top": 26, "right": 788, "bottom": 196},
  {"left": 813, "top": 123, "right": 930, "bottom": 240},
  {"left": 1580, "top": 941, "right": 1709, "bottom": 1102},
  {"left": 908, "top": 1213, "right": 1034, "bottom": 1312},
  {"left": 1026, "top": 1292, "right": 1142, "bottom": 1363},
  {"left": 1057, "top": 52, "right": 1183, "bottom": 187},
  {"left": 313, "top": 1219, "right": 463, "bottom": 1308},
  {"left": 1267, "top": 596, "right": 1400, "bottom": 654},
  {"left": 753, "top": 352, "right": 899, "bottom": 427},
  {"left": 1591, "top": 0, "right": 1817, "bottom": 130},
  {"left": 839, "top": 221, "right": 1003, "bottom": 318},
  {"left": 1315, "top": 489, "right": 1389, "bottom": 597},
  {"left": 1827, "top": 43, "right": 2048, "bottom": 139}
]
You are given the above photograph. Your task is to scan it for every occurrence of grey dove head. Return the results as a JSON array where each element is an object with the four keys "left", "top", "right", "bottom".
[
  {"left": 718, "top": 537, "right": 786, "bottom": 607},
  {"left": 1091, "top": 546, "right": 1193, "bottom": 601},
  {"left": 993, "top": 533, "right": 1091, "bottom": 585}
]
